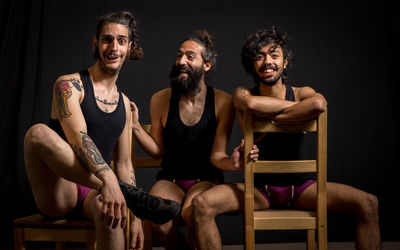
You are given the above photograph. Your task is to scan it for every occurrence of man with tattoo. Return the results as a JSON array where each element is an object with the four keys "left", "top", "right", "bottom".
[
  {"left": 23, "top": 11, "right": 180, "bottom": 250},
  {"left": 130, "top": 30, "right": 258, "bottom": 249},
  {"left": 192, "top": 27, "right": 381, "bottom": 250}
]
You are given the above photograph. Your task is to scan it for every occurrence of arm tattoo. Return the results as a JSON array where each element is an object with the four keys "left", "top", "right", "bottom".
[
  {"left": 69, "top": 78, "right": 82, "bottom": 92},
  {"left": 55, "top": 78, "right": 82, "bottom": 119},
  {"left": 130, "top": 169, "right": 136, "bottom": 186},
  {"left": 80, "top": 131, "right": 106, "bottom": 165},
  {"left": 70, "top": 132, "right": 111, "bottom": 176},
  {"left": 70, "top": 144, "right": 91, "bottom": 171},
  {"left": 95, "top": 165, "right": 111, "bottom": 176},
  {"left": 55, "top": 80, "right": 72, "bottom": 119}
]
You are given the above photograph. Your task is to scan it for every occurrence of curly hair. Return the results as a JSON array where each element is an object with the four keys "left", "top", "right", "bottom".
[
  {"left": 184, "top": 30, "right": 217, "bottom": 76},
  {"left": 95, "top": 10, "right": 143, "bottom": 60},
  {"left": 241, "top": 27, "right": 293, "bottom": 84}
]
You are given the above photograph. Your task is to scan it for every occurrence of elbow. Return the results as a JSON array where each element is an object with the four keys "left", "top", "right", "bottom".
[
  {"left": 312, "top": 94, "right": 327, "bottom": 113},
  {"left": 244, "top": 98, "right": 258, "bottom": 113}
]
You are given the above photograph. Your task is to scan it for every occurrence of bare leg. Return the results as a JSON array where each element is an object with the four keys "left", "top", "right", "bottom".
[
  {"left": 295, "top": 182, "right": 381, "bottom": 250},
  {"left": 180, "top": 181, "right": 215, "bottom": 250},
  {"left": 84, "top": 190, "right": 125, "bottom": 250},
  {"left": 149, "top": 180, "right": 189, "bottom": 250},
  {"left": 24, "top": 124, "right": 102, "bottom": 216},
  {"left": 192, "top": 183, "right": 268, "bottom": 250}
]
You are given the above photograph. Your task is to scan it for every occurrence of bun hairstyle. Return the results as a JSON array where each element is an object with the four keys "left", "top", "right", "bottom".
[
  {"left": 185, "top": 30, "right": 217, "bottom": 67},
  {"left": 95, "top": 10, "right": 143, "bottom": 60}
]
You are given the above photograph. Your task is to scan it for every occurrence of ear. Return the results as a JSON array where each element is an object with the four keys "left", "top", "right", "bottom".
[
  {"left": 128, "top": 41, "right": 133, "bottom": 56},
  {"left": 92, "top": 35, "right": 98, "bottom": 51},
  {"left": 284, "top": 58, "right": 288, "bottom": 69},
  {"left": 203, "top": 61, "right": 212, "bottom": 72}
]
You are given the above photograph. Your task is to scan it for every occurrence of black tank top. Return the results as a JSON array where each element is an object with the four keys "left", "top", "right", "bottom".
[
  {"left": 48, "top": 69, "right": 125, "bottom": 165},
  {"left": 157, "top": 85, "right": 223, "bottom": 181},
  {"left": 253, "top": 84, "right": 315, "bottom": 186}
]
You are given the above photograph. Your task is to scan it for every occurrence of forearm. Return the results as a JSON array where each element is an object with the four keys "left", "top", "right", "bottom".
[
  {"left": 132, "top": 121, "right": 163, "bottom": 159},
  {"left": 273, "top": 93, "right": 327, "bottom": 122},
  {"left": 116, "top": 161, "right": 136, "bottom": 186},
  {"left": 69, "top": 131, "right": 114, "bottom": 182},
  {"left": 234, "top": 92, "right": 295, "bottom": 117},
  {"left": 211, "top": 153, "right": 239, "bottom": 171}
]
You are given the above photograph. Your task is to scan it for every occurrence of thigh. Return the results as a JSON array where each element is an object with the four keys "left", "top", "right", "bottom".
[
  {"left": 149, "top": 180, "right": 186, "bottom": 204},
  {"left": 83, "top": 189, "right": 102, "bottom": 221},
  {"left": 198, "top": 183, "right": 268, "bottom": 213},
  {"left": 295, "top": 182, "right": 370, "bottom": 213},
  {"left": 24, "top": 124, "right": 78, "bottom": 216}
]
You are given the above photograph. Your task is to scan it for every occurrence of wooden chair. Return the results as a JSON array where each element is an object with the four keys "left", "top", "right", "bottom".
[
  {"left": 130, "top": 123, "right": 161, "bottom": 250},
  {"left": 243, "top": 110, "right": 327, "bottom": 250}
]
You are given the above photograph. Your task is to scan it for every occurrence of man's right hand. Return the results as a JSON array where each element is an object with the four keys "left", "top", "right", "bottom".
[{"left": 100, "top": 174, "right": 128, "bottom": 229}]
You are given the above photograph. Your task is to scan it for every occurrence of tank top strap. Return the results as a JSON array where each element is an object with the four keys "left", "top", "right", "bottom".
[{"left": 285, "top": 84, "right": 295, "bottom": 102}]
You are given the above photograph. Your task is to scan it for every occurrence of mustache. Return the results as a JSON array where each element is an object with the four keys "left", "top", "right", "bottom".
[
  {"left": 105, "top": 51, "right": 121, "bottom": 57},
  {"left": 259, "top": 64, "right": 278, "bottom": 72}
]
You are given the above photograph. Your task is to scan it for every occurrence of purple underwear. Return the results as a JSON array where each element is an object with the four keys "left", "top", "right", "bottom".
[
  {"left": 165, "top": 179, "right": 221, "bottom": 192},
  {"left": 255, "top": 180, "right": 316, "bottom": 208},
  {"left": 77, "top": 184, "right": 92, "bottom": 204},
  {"left": 39, "top": 184, "right": 92, "bottom": 220}
]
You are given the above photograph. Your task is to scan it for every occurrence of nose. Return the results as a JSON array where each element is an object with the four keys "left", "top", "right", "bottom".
[
  {"left": 177, "top": 55, "right": 187, "bottom": 66},
  {"left": 264, "top": 54, "right": 273, "bottom": 64},
  {"left": 110, "top": 39, "right": 118, "bottom": 51}
]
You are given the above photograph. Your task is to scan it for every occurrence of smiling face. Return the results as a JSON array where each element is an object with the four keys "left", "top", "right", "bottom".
[
  {"left": 169, "top": 40, "right": 211, "bottom": 95},
  {"left": 253, "top": 43, "right": 288, "bottom": 86},
  {"left": 93, "top": 22, "right": 132, "bottom": 74}
]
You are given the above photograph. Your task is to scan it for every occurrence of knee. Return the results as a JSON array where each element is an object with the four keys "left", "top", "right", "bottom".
[
  {"left": 357, "top": 193, "right": 379, "bottom": 222},
  {"left": 24, "top": 124, "right": 51, "bottom": 149},
  {"left": 192, "top": 193, "right": 216, "bottom": 222},
  {"left": 181, "top": 205, "right": 194, "bottom": 229}
]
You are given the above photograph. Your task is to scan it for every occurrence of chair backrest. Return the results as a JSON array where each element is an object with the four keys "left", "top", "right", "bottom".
[
  {"left": 129, "top": 116, "right": 161, "bottom": 250},
  {"left": 243, "top": 110, "right": 327, "bottom": 248}
]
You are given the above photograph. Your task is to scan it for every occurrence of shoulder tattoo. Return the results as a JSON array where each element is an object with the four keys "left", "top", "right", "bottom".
[{"left": 55, "top": 78, "right": 82, "bottom": 119}]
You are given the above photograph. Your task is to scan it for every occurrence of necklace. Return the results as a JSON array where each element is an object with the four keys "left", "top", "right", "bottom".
[{"left": 95, "top": 84, "right": 118, "bottom": 112}]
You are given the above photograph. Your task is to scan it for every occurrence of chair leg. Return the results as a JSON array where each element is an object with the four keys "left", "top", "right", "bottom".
[
  {"left": 317, "top": 226, "right": 328, "bottom": 250},
  {"left": 307, "top": 230, "right": 315, "bottom": 250},
  {"left": 244, "top": 227, "right": 255, "bottom": 250},
  {"left": 14, "top": 228, "right": 25, "bottom": 250},
  {"left": 143, "top": 220, "right": 153, "bottom": 250},
  {"left": 86, "top": 230, "right": 96, "bottom": 250},
  {"left": 55, "top": 242, "right": 66, "bottom": 250}
]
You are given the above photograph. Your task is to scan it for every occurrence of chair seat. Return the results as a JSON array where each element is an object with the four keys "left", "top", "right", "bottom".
[
  {"left": 14, "top": 214, "right": 96, "bottom": 245},
  {"left": 254, "top": 209, "right": 316, "bottom": 230},
  {"left": 14, "top": 213, "right": 95, "bottom": 229}
]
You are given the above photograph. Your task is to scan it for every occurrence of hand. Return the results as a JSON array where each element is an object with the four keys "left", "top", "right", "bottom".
[
  {"left": 100, "top": 174, "right": 128, "bottom": 229},
  {"left": 130, "top": 101, "right": 139, "bottom": 124},
  {"left": 129, "top": 214, "right": 144, "bottom": 250},
  {"left": 231, "top": 139, "right": 259, "bottom": 169}
]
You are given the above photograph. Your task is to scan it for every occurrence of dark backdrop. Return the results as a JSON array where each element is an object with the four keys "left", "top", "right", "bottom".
[{"left": 1, "top": 0, "right": 399, "bottom": 247}]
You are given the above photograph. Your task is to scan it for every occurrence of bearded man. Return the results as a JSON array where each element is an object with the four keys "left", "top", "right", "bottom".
[{"left": 130, "top": 30, "right": 258, "bottom": 249}]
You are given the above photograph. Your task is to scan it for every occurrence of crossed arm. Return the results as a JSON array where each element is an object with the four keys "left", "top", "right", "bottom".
[{"left": 232, "top": 85, "right": 327, "bottom": 127}]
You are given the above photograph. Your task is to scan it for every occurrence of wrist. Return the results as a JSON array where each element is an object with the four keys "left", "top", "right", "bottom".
[{"left": 96, "top": 166, "right": 115, "bottom": 182}]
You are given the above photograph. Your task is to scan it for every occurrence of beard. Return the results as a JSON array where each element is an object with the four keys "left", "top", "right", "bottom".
[
  {"left": 169, "top": 64, "right": 204, "bottom": 96},
  {"left": 258, "top": 64, "right": 285, "bottom": 86}
]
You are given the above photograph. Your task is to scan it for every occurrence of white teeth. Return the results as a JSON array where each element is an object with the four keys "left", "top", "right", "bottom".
[{"left": 266, "top": 69, "right": 274, "bottom": 73}]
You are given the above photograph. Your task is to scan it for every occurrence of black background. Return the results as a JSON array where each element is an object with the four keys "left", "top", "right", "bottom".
[{"left": 1, "top": 0, "right": 399, "bottom": 247}]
